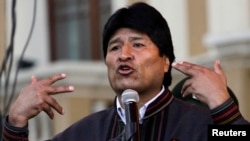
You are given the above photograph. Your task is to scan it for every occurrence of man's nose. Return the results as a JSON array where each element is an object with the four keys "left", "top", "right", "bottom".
[{"left": 119, "top": 45, "right": 134, "bottom": 61}]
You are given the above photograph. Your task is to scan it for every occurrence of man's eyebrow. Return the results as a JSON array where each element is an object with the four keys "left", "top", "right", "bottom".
[
  {"left": 108, "top": 36, "right": 144, "bottom": 46},
  {"left": 129, "top": 36, "right": 144, "bottom": 41},
  {"left": 108, "top": 38, "right": 121, "bottom": 46}
]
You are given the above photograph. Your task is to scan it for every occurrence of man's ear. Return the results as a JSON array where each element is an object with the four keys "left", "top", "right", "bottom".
[{"left": 163, "top": 56, "right": 170, "bottom": 72}]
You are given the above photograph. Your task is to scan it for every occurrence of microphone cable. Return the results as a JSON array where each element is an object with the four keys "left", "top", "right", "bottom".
[
  {"left": 4, "top": 0, "right": 37, "bottom": 116},
  {"left": 0, "top": 0, "right": 17, "bottom": 117},
  {"left": 0, "top": 0, "right": 17, "bottom": 139},
  {"left": 1, "top": 0, "right": 37, "bottom": 138},
  {"left": 0, "top": 0, "right": 37, "bottom": 120}
]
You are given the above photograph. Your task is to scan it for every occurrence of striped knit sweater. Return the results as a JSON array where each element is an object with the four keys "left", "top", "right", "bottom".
[{"left": 2, "top": 89, "right": 249, "bottom": 141}]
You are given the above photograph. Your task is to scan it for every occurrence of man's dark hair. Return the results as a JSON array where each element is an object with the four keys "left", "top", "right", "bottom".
[{"left": 102, "top": 2, "right": 176, "bottom": 87}]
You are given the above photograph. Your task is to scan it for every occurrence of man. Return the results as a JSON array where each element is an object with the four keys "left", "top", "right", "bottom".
[{"left": 2, "top": 2, "right": 249, "bottom": 141}]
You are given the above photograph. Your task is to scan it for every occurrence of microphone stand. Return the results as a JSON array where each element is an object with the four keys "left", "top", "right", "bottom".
[{"left": 124, "top": 101, "right": 140, "bottom": 141}]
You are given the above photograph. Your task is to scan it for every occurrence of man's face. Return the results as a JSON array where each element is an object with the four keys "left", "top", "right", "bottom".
[{"left": 105, "top": 28, "right": 170, "bottom": 95}]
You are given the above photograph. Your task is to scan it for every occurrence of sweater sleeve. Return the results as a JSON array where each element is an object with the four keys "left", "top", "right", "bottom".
[
  {"left": 210, "top": 98, "right": 250, "bottom": 125},
  {"left": 2, "top": 115, "right": 29, "bottom": 141}
]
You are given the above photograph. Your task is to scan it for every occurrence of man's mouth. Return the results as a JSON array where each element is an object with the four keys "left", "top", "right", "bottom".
[{"left": 117, "top": 65, "right": 134, "bottom": 75}]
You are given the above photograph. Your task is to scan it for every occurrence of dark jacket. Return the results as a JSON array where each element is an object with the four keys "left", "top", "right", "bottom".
[{"left": 3, "top": 90, "right": 249, "bottom": 141}]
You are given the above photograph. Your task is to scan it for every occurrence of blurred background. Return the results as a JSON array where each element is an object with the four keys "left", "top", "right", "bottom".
[{"left": 0, "top": 0, "right": 250, "bottom": 140}]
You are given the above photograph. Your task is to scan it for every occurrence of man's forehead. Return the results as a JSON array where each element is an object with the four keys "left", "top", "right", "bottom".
[{"left": 109, "top": 28, "right": 148, "bottom": 42}]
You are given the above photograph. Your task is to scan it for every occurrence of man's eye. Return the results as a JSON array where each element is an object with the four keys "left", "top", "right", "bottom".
[
  {"left": 109, "top": 46, "right": 120, "bottom": 51},
  {"left": 134, "top": 43, "right": 144, "bottom": 48}
]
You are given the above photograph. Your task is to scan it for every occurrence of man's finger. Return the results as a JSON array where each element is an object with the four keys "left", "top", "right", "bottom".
[
  {"left": 40, "top": 73, "right": 67, "bottom": 85},
  {"left": 45, "top": 85, "right": 75, "bottom": 95},
  {"left": 31, "top": 75, "right": 38, "bottom": 84},
  {"left": 214, "top": 60, "right": 224, "bottom": 75},
  {"left": 42, "top": 104, "right": 55, "bottom": 119},
  {"left": 181, "top": 80, "right": 194, "bottom": 97},
  {"left": 44, "top": 96, "right": 64, "bottom": 115},
  {"left": 172, "top": 61, "right": 198, "bottom": 76}
]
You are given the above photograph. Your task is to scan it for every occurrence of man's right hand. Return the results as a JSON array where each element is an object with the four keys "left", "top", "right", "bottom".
[
  {"left": 172, "top": 60, "right": 230, "bottom": 109},
  {"left": 8, "top": 73, "right": 74, "bottom": 127}
]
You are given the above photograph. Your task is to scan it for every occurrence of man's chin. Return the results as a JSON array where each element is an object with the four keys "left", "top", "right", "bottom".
[{"left": 113, "top": 84, "right": 139, "bottom": 93}]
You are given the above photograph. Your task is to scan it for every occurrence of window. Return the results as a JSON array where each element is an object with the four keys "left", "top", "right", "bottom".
[{"left": 48, "top": 0, "right": 111, "bottom": 61}]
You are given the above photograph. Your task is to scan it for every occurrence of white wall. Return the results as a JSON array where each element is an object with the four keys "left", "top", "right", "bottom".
[
  {"left": 204, "top": 0, "right": 250, "bottom": 48},
  {"left": 150, "top": 0, "right": 189, "bottom": 60},
  {"left": 206, "top": 0, "right": 250, "bottom": 35},
  {"left": 111, "top": 0, "right": 128, "bottom": 13},
  {"left": 6, "top": 0, "right": 50, "bottom": 68}
]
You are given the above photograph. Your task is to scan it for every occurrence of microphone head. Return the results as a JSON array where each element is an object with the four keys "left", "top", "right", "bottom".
[{"left": 121, "top": 89, "right": 139, "bottom": 104}]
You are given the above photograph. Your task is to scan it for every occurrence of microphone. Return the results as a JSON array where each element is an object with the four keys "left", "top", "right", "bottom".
[{"left": 121, "top": 89, "right": 140, "bottom": 141}]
